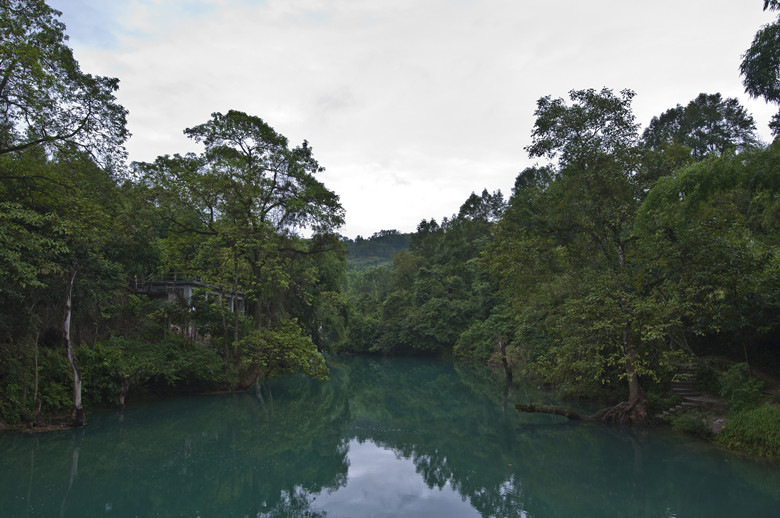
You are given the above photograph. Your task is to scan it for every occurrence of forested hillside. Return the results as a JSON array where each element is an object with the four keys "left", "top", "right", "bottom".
[{"left": 343, "top": 230, "right": 411, "bottom": 270}]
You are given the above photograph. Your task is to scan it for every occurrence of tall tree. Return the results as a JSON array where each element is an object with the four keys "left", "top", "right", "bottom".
[
  {"left": 642, "top": 93, "right": 760, "bottom": 159},
  {"left": 140, "top": 111, "right": 344, "bottom": 322},
  {"left": 0, "top": 0, "right": 128, "bottom": 165},
  {"left": 634, "top": 144, "right": 780, "bottom": 367},
  {"left": 0, "top": 1, "right": 130, "bottom": 426},
  {"left": 740, "top": 0, "right": 780, "bottom": 137},
  {"left": 139, "top": 110, "right": 344, "bottom": 381},
  {"left": 0, "top": 147, "right": 128, "bottom": 426},
  {"left": 492, "top": 88, "right": 666, "bottom": 424}
]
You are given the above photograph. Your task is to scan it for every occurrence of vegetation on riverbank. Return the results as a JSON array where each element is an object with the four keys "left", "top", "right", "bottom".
[
  {"left": 664, "top": 361, "right": 780, "bottom": 460},
  {"left": 1, "top": 0, "right": 779, "bottom": 463}
]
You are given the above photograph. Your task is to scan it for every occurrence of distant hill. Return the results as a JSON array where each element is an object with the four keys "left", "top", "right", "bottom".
[{"left": 343, "top": 230, "right": 411, "bottom": 270}]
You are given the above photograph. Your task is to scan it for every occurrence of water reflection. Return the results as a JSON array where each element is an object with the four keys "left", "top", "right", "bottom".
[
  {"left": 311, "top": 439, "right": 480, "bottom": 518},
  {"left": 1, "top": 356, "right": 778, "bottom": 517}
]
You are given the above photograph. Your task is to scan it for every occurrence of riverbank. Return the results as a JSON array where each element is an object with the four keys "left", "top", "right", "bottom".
[{"left": 659, "top": 360, "right": 780, "bottom": 461}]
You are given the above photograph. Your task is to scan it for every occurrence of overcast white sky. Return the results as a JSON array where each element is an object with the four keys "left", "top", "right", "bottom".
[{"left": 49, "top": 0, "right": 777, "bottom": 238}]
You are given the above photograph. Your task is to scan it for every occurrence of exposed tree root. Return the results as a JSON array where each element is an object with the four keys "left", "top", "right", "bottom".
[
  {"left": 516, "top": 395, "right": 653, "bottom": 426},
  {"left": 598, "top": 395, "right": 651, "bottom": 425}
]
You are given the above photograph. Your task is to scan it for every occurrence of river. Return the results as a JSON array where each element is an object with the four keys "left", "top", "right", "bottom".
[{"left": 1, "top": 356, "right": 778, "bottom": 517}]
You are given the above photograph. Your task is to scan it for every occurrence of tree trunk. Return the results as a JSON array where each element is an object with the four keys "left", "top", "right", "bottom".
[
  {"left": 32, "top": 336, "right": 42, "bottom": 423},
  {"left": 254, "top": 377, "right": 269, "bottom": 418},
  {"left": 118, "top": 378, "right": 130, "bottom": 409},
  {"left": 118, "top": 367, "right": 143, "bottom": 409},
  {"left": 219, "top": 287, "right": 232, "bottom": 370},
  {"left": 598, "top": 372, "right": 650, "bottom": 425},
  {"left": 515, "top": 391, "right": 653, "bottom": 425},
  {"left": 598, "top": 327, "right": 650, "bottom": 425},
  {"left": 515, "top": 403, "right": 594, "bottom": 421},
  {"left": 64, "top": 267, "right": 84, "bottom": 428},
  {"left": 232, "top": 250, "right": 240, "bottom": 345},
  {"left": 515, "top": 329, "right": 653, "bottom": 425},
  {"left": 517, "top": 333, "right": 652, "bottom": 426},
  {"left": 253, "top": 298, "right": 264, "bottom": 330},
  {"left": 497, "top": 333, "right": 513, "bottom": 384}
]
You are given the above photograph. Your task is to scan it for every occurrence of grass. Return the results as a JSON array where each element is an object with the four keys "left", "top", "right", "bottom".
[{"left": 717, "top": 404, "right": 780, "bottom": 460}]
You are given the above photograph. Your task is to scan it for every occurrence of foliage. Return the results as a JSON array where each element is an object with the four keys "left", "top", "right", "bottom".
[
  {"left": 740, "top": 0, "right": 780, "bottom": 136},
  {"left": 694, "top": 360, "right": 721, "bottom": 394},
  {"left": 0, "top": 200, "right": 67, "bottom": 292},
  {"left": 343, "top": 189, "right": 506, "bottom": 357},
  {"left": 344, "top": 230, "right": 410, "bottom": 270},
  {"left": 718, "top": 363, "right": 765, "bottom": 411},
  {"left": 238, "top": 319, "right": 329, "bottom": 382},
  {"left": 634, "top": 145, "right": 780, "bottom": 348},
  {"left": 0, "top": 0, "right": 128, "bottom": 165},
  {"left": 453, "top": 304, "right": 514, "bottom": 362},
  {"left": 138, "top": 110, "right": 346, "bottom": 351},
  {"left": 0, "top": 3, "right": 345, "bottom": 423},
  {"left": 717, "top": 404, "right": 780, "bottom": 459},
  {"left": 2, "top": 0, "right": 780, "bottom": 433},
  {"left": 670, "top": 410, "right": 714, "bottom": 439},
  {"left": 642, "top": 93, "right": 759, "bottom": 158},
  {"left": 79, "top": 334, "right": 228, "bottom": 403},
  {"left": 488, "top": 88, "right": 656, "bottom": 412}
]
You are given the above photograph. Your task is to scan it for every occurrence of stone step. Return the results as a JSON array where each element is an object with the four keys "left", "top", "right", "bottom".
[
  {"left": 680, "top": 398, "right": 728, "bottom": 411},
  {"left": 673, "top": 389, "right": 701, "bottom": 396}
]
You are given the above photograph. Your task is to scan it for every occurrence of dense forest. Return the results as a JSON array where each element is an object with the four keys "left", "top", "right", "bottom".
[{"left": 1, "top": 0, "right": 779, "bottom": 450}]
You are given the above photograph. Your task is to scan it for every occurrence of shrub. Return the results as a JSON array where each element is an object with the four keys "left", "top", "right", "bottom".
[
  {"left": 717, "top": 404, "right": 780, "bottom": 459},
  {"left": 694, "top": 361, "right": 719, "bottom": 393},
  {"left": 671, "top": 410, "right": 713, "bottom": 439},
  {"left": 718, "top": 363, "right": 764, "bottom": 411}
]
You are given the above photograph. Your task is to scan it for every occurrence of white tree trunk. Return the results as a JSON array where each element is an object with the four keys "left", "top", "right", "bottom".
[{"left": 64, "top": 267, "right": 84, "bottom": 427}]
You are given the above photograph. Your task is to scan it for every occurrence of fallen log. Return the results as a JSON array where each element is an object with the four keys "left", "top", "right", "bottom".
[{"left": 515, "top": 403, "right": 595, "bottom": 421}]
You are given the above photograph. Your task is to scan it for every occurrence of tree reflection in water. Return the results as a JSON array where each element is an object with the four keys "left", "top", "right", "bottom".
[{"left": 1, "top": 356, "right": 779, "bottom": 517}]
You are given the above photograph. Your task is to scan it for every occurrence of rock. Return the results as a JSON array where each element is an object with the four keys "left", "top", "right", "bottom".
[{"left": 709, "top": 416, "right": 727, "bottom": 435}]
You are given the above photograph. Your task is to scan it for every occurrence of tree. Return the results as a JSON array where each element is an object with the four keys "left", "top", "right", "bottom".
[
  {"left": 0, "top": 0, "right": 128, "bottom": 165},
  {"left": 342, "top": 189, "right": 506, "bottom": 357},
  {"left": 237, "top": 319, "right": 329, "bottom": 383},
  {"left": 140, "top": 111, "right": 344, "bottom": 318},
  {"left": 0, "top": 147, "right": 128, "bottom": 426},
  {"left": 642, "top": 93, "right": 760, "bottom": 159},
  {"left": 139, "top": 110, "right": 344, "bottom": 381},
  {"left": 740, "top": 1, "right": 780, "bottom": 137},
  {"left": 634, "top": 144, "right": 780, "bottom": 367},
  {"left": 0, "top": 0, "right": 131, "bottom": 426},
  {"left": 492, "top": 88, "right": 667, "bottom": 424},
  {"left": 457, "top": 189, "right": 505, "bottom": 223}
]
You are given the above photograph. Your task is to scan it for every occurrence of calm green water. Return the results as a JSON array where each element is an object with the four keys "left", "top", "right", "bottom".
[{"left": 1, "top": 356, "right": 779, "bottom": 517}]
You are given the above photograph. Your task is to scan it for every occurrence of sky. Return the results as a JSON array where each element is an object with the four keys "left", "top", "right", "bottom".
[{"left": 48, "top": 0, "right": 778, "bottom": 238}]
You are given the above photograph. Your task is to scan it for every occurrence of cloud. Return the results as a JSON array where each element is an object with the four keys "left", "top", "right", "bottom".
[{"left": 50, "top": 0, "right": 779, "bottom": 237}]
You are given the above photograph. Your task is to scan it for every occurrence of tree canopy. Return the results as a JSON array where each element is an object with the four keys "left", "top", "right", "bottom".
[
  {"left": 0, "top": 0, "right": 128, "bottom": 165},
  {"left": 741, "top": 0, "right": 780, "bottom": 136},
  {"left": 642, "top": 93, "right": 759, "bottom": 158}
]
